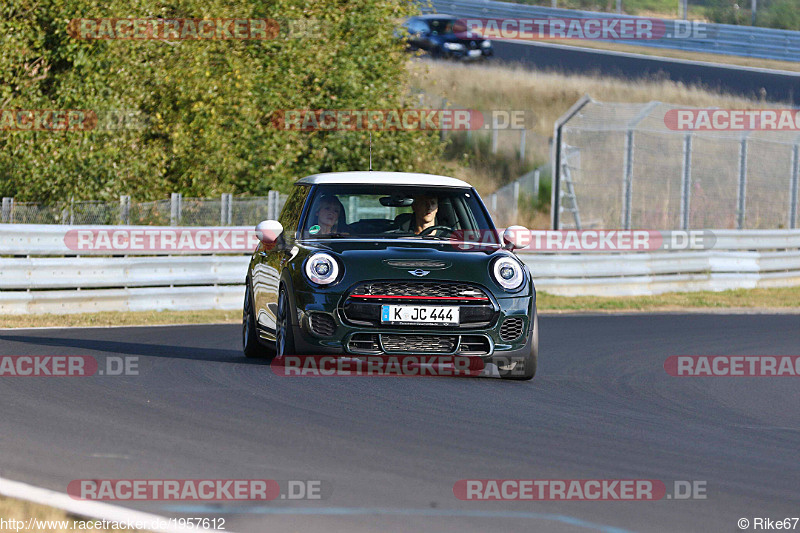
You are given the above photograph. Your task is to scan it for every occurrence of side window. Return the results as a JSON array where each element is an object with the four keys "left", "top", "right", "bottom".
[{"left": 278, "top": 185, "right": 311, "bottom": 244}]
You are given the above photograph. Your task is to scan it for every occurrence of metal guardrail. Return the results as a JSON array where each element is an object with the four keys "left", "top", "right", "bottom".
[
  {"left": 426, "top": 0, "right": 800, "bottom": 62},
  {"left": 2, "top": 226, "right": 800, "bottom": 313}
]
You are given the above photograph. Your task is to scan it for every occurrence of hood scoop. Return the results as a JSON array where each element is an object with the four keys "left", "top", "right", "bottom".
[{"left": 383, "top": 259, "right": 450, "bottom": 270}]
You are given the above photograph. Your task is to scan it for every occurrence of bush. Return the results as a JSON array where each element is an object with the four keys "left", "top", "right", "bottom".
[{"left": 0, "top": 0, "right": 445, "bottom": 202}]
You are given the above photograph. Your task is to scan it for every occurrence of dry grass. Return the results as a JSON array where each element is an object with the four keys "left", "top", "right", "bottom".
[
  {"left": 0, "top": 496, "right": 144, "bottom": 532},
  {"left": 0, "top": 309, "right": 239, "bottom": 329},
  {"left": 410, "top": 59, "right": 770, "bottom": 139}
]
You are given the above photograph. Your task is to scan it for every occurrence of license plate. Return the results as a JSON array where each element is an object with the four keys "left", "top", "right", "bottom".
[
  {"left": 468, "top": 50, "right": 482, "bottom": 57},
  {"left": 381, "top": 305, "right": 459, "bottom": 325}
]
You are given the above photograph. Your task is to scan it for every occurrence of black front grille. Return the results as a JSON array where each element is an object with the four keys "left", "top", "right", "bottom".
[
  {"left": 384, "top": 260, "right": 448, "bottom": 269},
  {"left": 309, "top": 313, "right": 336, "bottom": 336},
  {"left": 380, "top": 334, "right": 457, "bottom": 354},
  {"left": 351, "top": 282, "right": 489, "bottom": 300},
  {"left": 500, "top": 317, "right": 525, "bottom": 341},
  {"left": 343, "top": 281, "right": 496, "bottom": 328}
]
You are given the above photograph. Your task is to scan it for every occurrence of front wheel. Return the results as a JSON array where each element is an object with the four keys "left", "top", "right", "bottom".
[
  {"left": 498, "top": 310, "right": 538, "bottom": 381},
  {"left": 275, "top": 286, "right": 296, "bottom": 358},
  {"left": 243, "top": 279, "right": 273, "bottom": 359}
]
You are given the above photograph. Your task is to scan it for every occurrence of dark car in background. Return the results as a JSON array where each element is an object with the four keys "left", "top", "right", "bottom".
[
  {"left": 401, "top": 15, "right": 493, "bottom": 60},
  {"left": 242, "top": 171, "right": 537, "bottom": 380}
]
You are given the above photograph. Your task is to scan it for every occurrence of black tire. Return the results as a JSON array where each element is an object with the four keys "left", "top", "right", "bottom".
[
  {"left": 275, "top": 285, "right": 296, "bottom": 358},
  {"left": 499, "top": 310, "right": 538, "bottom": 381},
  {"left": 243, "top": 279, "right": 273, "bottom": 359}
]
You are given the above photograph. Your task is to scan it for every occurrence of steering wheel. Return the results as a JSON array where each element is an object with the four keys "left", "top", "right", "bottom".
[{"left": 418, "top": 225, "right": 455, "bottom": 237}]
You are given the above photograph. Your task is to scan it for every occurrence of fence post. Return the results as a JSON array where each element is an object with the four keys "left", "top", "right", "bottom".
[
  {"left": 533, "top": 169, "right": 540, "bottom": 201},
  {"left": 622, "top": 129, "right": 634, "bottom": 230},
  {"left": 440, "top": 98, "right": 448, "bottom": 142},
  {"left": 679, "top": 134, "right": 693, "bottom": 230},
  {"left": 552, "top": 96, "right": 592, "bottom": 229},
  {"left": 1, "top": 197, "right": 12, "bottom": 223},
  {"left": 519, "top": 129, "right": 526, "bottom": 163},
  {"left": 267, "top": 190, "right": 279, "bottom": 220},
  {"left": 491, "top": 115, "right": 498, "bottom": 154},
  {"left": 170, "top": 193, "right": 182, "bottom": 226},
  {"left": 790, "top": 144, "right": 799, "bottom": 230},
  {"left": 220, "top": 193, "right": 233, "bottom": 226},
  {"left": 618, "top": 101, "right": 659, "bottom": 230},
  {"left": 119, "top": 195, "right": 131, "bottom": 225},
  {"left": 737, "top": 136, "right": 749, "bottom": 230}
]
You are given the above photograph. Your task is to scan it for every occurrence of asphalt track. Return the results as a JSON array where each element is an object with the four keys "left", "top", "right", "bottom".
[
  {"left": 0, "top": 314, "right": 798, "bottom": 532},
  {"left": 490, "top": 41, "right": 800, "bottom": 105}
]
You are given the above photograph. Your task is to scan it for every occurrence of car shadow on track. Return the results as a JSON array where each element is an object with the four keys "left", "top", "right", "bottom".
[{"left": 0, "top": 333, "right": 268, "bottom": 366}]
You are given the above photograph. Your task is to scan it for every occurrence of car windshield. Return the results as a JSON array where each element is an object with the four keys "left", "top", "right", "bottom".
[
  {"left": 426, "top": 18, "right": 455, "bottom": 35},
  {"left": 301, "top": 185, "right": 498, "bottom": 244}
]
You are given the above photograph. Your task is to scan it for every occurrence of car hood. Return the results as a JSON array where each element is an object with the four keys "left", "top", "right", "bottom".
[{"left": 296, "top": 238, "right": 527, "bottom": 295}]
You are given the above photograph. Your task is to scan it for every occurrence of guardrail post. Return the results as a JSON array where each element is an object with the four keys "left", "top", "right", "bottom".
[
  {"left": 737, "top": 136, "right": 749, "bottom": 230},
  {"left": 220, "top": 193, "right": 233, "bottom": 226},
  {"left": 680, "top": 133, "right": 693, "bottom": 230},
  {"left": 519, "top": 129, "right": 526, "bottom": 163},
  {"left": 790, "top": 144, "right": 799, "bottom": 229},
  {"left": 119, "top": 195, "right": 130, "bottom": 225},
  {"left": 1, "top": 197, "right": 12, "bottom": 223},
  {"left": 170, "top": 193, "right": 182, "bottom": 226}
]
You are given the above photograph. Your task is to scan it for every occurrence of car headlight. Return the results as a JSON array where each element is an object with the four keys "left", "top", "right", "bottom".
[
  {"left": 492, "top": 257, "right": 524, "bottom": 291},
  {"left": 481, "top": 40, "right": 491, "bottom": 48},
  {"left": 443, "top": 42, "right": 465, "bottom": 51},
  {"left": 305, "top": 253, "right": 340, "bottom": 285}
]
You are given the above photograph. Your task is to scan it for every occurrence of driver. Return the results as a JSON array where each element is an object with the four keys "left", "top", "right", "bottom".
[{"left": 411, "top": 194, "right": 438, "bottom": 235}]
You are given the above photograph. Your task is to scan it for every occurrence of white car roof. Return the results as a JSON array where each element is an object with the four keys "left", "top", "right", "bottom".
[{"left": 296, "top": 171, "right": 472, "bottom": 188}]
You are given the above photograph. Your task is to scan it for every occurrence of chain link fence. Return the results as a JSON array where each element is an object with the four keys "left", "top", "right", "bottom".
[
  {"left": 1, "top": 192, "right": 287, "bottom": 226},
  {"left": 553, "top": 99, "right": 800, "bottom": 230}
]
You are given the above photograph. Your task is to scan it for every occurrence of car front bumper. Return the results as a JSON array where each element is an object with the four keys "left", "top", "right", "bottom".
[{"left": 290, "top": 289, "right": 534, "bottom": 360}]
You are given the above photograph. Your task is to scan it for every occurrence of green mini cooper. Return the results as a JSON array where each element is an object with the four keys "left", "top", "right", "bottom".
[{"left": 243, "top": 171, "right": 537, "bottom": 380}]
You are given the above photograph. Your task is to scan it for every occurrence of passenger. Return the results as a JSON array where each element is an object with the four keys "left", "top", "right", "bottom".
[{"left": 308, "top": 194, "right": 347, "bottom": 235}]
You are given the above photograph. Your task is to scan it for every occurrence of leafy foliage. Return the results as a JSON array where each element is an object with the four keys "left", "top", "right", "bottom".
[{"left": 0, "top": 0, "right": 444, "bottom": 202}]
